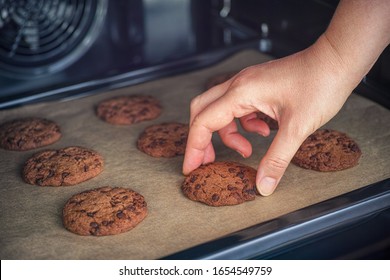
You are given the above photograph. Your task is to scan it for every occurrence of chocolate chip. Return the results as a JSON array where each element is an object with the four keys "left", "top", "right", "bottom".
[
  {"left": 87, "top": 212, "right": 96, "bottom": 217},
  {"left": 116, "top": 211, "right": 125, "bottom": 219},
  {"left": 174, "top": 140, "right": 183, "bottom": 146},
  {"left": 126, "top": 204, "right": 135, "bottom": 211},
  {"left": 35, "top": 178, "right": 43, "bottom": 185},
  {"left": 244, "top": 188, "right": 256, "bottom": 195},
  {"left": 47, "top": 169, "right": 55, "bottom": 178},
  {"left": 16, "top": 137, "right": 25, "bottom": 145},
  {"left": 236, "top": 171, "right": 244, "bottom": 179},
  {"left": 190, "top": 175, "right": 197, "bottom": 183},
  {"left": 351, "top": 144, "right": 359, "bottom": 152},
  {"left": 90, "top": 222, "right": 99, "bottom": 228},
  {"left": 212, "top": 194, "right": 220, "bottom": 201}
]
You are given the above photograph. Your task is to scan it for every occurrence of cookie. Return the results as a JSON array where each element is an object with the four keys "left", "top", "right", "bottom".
[
  {"left": 63, "top": 186, "right": 147, "bottom": 236},
  {"left": 205, "top": 72, "right": 236, "bottom": 90},
  {"left": 292, "top": 129, "right": 361, "bottom": 171},
  {"left": 182, "top": 161, "right": 258, "bottom": 206},
  {"left": 23, "top": 146, "right": 104, "bottom": 186},
  {"left": 0, "top": 117, "right": 61, "bottom": 151},
  {"left": 96, "top": 95, "right": 162, "bottom": 125},
  {"left": 257, "top": 112, "right": 279, "bottom": 130},
  {"left": 137, "top": 122, "right": 188, "bottom": 157}
]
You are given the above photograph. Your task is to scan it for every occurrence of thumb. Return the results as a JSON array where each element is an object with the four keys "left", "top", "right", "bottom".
[{"left": 256, "top": 127, "right": 307, "bottom": 196}]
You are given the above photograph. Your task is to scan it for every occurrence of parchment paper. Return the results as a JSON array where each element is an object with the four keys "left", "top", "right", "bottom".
[{"left": 0, "top": 50, "right": 389, "bottom": 260}]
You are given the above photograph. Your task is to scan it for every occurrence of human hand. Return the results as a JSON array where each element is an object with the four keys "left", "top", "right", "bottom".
[{"left": 182, "top": 35, "right": 358, "bottom": 196}]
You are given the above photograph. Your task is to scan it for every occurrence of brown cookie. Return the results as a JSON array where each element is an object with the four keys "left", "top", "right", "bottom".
[
  {"left": 292, "top": 129, "right": 361, "bottom": 171},
  {"left": 0, "top": 117, "right": 61, "bottom": 151},
  {"left": 137, "top": 122, "right": 189, "bottom": 157},
  {"left": 257, "top": 112, "right": 279, "bottom": 130},
  {"left": 182, "top": 161, "right": 258, "bottom": 206},
  {"left": 62, "top": 186, "right": 147, "bottom": 236},
  {"left": 96, "top": 95, "right": 162, "bottom": 125},
  {"left": 205, "top": 72, "right": 236, "bottom": 90},
  {"left": 23, "top": 146, "right": 104, "bottom": 186}
]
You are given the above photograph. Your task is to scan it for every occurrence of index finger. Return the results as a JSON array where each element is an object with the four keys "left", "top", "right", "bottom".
[{"left": 182, "top": 91, "right": 255, "bottom": 174}]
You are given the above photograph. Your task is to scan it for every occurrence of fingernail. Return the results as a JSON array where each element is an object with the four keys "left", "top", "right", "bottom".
[
  {"left": 257, "top": 177, "right": 277, "bottom": 196},
  {"left": 236, "top": 150, "right": 246, "bottom": 158}
]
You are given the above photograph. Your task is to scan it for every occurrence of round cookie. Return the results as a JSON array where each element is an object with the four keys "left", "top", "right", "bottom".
[
  {"left": 0, "top": 117, "right": 61, "bottom": 151},
  {"left": 205, "top": 72, "right": 236, "bottom": 90},
  {"left": 23, "top": 146, "right": 104, "bottom": 186},
  {"left": 182, "top": 161, "right": 258, "bottom": 206},
  {"left": 63, "top": 186, "right": 147, "bottom": 236},
  {"left": 96, "top": 95, "right": 162, "bottom": 125},
  {"left": 292, "top": 129, "right": 361, "bottom": 171},
  {"left": 137, "top": 122, "right": 188, "bottom": 157}
]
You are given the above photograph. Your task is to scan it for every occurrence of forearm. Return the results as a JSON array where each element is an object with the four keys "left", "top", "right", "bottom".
[{"left": 320, "top": 0, "right": 390, "bottom": 87}]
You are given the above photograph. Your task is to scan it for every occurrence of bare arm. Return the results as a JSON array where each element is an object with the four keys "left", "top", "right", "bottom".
[{"left": 183, "top": 0, "right": 390, "bottom": 196}]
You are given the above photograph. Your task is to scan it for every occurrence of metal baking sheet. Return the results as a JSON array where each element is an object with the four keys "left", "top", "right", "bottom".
[{"left": 0, "top": 50, "right": 389, "bottom": 259}]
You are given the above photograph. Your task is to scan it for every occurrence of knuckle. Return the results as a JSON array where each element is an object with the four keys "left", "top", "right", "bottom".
[
  {"left": 230, "top": 70, "right": 252, "bottom": 89},
  {"left": 189, "top": 96, "right": 201, "bottom": 113},
  {"left": 191, "top": 114, "right": 209, "bottom": 133},
  {"left": 191, "top": 114, "right": 202, "bottom": 128},
  {"left": 264, "top": 155, "right": 290, "bottom": 173}
]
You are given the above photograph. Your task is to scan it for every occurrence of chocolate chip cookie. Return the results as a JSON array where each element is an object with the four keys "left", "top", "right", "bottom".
[
  {"left": 182, "top": 161, "right": 258, "bottom": 206},
  {"left": 96, "top": 95, "right": 162, "bottom": 125},
  {"left": 63, "top": 186, "right": 147, "bottom": 236},
  {"left": 137, "top": 122, "right": 189, "bottom": 157},
  {"left": 205, "top": 72, "right": 236, "bottom": 90},
  {"left": 292, "top": 129, "right": 361, "bottom": 171},
  {"left": 23, "top": 146, "right": 104, "bottom": 186},
  {"left": 0, "top": 117, "right": 61, "bottom": 151}
]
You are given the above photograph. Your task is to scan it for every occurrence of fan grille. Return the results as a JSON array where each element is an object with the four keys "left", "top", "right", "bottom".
[{"left": 0, "top": 0, "right": 106, "bottom": 76}]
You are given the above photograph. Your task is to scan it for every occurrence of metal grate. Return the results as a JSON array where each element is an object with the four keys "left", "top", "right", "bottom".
[{"left": 0, "top": 0, "right": 107, "bottom": 76}]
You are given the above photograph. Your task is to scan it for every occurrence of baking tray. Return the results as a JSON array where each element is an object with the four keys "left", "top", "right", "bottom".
[{"left": 0, "top": 50, "right": 389, "bottom": 259}]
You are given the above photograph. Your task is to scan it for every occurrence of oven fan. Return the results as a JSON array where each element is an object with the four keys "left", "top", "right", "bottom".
[{"left": 0, "top": 0, "right": 107, "bottom": 77}]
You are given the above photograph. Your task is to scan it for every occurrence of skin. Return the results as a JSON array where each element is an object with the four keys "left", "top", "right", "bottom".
[{"left": 183, "top": 0, "right": 390, "bottom": 196}]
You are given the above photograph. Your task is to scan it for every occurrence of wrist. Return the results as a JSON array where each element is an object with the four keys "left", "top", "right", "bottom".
[{"left": 306, "top": 34, "right": 362, "bottom": 96}]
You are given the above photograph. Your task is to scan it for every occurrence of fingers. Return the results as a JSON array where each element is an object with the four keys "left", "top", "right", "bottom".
[
  {"left": 183, "top": 81, "right": 234, "bottom": 175},
  {"left": 183, "top": 96, "right": 234, "bottom": 175},
  {"left": 203, "top": 142, "right": 215, "bottom": 164},
  {"left": 256, "top": 125, "right": 307, "bottom": 196},
  {"left": 239, "top": 113, "right": 271, "bottom": 137},
  {"left": 218, "top": 120, "right": 252, "bottom": 158},
  {"left": 183, "top": 89, "right": 255, "bottom": 175},
  {"left": 189, "top": 78, "right": 233, "bottom": 125},
  {"left": 183, "top": 140, "right": 215, "bottom": 175}
]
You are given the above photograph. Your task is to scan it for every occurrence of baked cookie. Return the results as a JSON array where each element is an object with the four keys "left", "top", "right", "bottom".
[
  {"left": 0, "top": 117, "right": 61, "bottom": 151},
  {"left": 137, "top": 122, "right": 188, "bottom": 157},
  {"left": 205, "top": 72, "right": 236, "bottom": 90},
  {"left": 23, "top": 146, "right": 104, "bottom": 186},
  {"left": 96, "top": 95, "right": 162, "bottom": 125},
  {"left": 182, "top": 161, "right": 258, "bottom": 206},
  {"left": 292, "top": 129, "right": 361, "bottom": 171},
  {"left": 63, "top": 186, "right": 147, "bottom": 236},
  {"left": 257, "top": 112, "right": 279, "bottom": 130}
]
